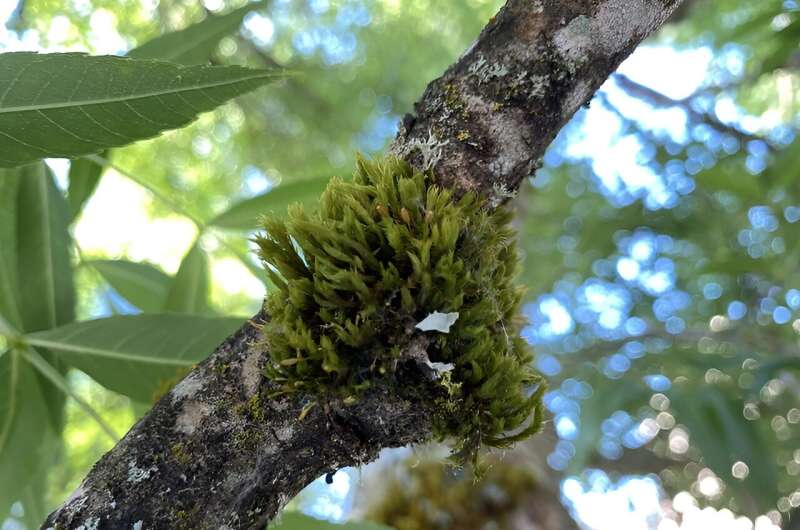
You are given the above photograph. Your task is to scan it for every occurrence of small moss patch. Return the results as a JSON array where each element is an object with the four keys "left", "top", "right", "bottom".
[{"left": 256, "top": 156, "right": 544, "bottom": 455}]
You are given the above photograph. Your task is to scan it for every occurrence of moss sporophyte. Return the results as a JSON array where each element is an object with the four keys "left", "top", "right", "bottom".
[{"left": 255, "top": 155, "right": 545, "bottom": 456}]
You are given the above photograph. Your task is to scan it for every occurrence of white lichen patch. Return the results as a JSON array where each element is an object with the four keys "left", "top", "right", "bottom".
[
  {"left": 529, "top": 74, "right": 548, "bottom": 99},
  {"left": 132, "top": 521, "right": 143, "bottom": 530},
  {"left": 469, "top": 54, "right": 509, "bottom": 84},
  {"left": 76, "top": 517, "right": 100, "bottom": 530},
  {"left": 404, "top": 130, "right": 449, "bottom": 170},
  {"left": 269, "top": 399, "right": 289, "bottom": 412},
  {"left": 127, "top": 460, "right": 158, "bottom": 483},
  {"left": 468, "top": 55, "right": 487, "bottom": 75},
  {"left": 490, "top": 183, "right": 517, "bottom": 208},
  {"left": 554, "top": 0, "right": 662, "bottom": 68},
  {"left": 274, "top": 425, "right": 294, "bottom": 442},
  {"left": 426, "top": 361, "right": 455, "bottom": 376},
  {"left": 415, "top": 311, "right": 459, "bottom": 333},
  {"left": 170, "top": 371, "right": 204, "bottom": 404},
  {"left": 175, "top": 400, "right": 212, "bottom": 435}
]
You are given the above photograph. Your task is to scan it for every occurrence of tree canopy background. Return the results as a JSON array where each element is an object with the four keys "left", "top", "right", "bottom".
[{"left": 0, "top": 0, "right": 798, "bottom": 529}]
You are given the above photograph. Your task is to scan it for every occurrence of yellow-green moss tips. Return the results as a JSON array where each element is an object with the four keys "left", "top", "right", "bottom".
[{"left": 255, "top": 156, "right": 545, "bottom": 454}]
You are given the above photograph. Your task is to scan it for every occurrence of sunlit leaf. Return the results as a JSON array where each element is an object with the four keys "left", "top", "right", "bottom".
[
  {"left": 209, "top": 176, "right": 330, "bottom": 230},
  {"left": 0, "top": 52, "right": 284, "bottom": 167},
  {"left": 164, "top": 243, "right": 210, "bottom": 314},
  {"left": 128, "top": 1, "right": 268, "bottom": 65},
  {"left": 88, "top": 259, "right": 172, "bottom": 313},
  {"left": 24, "top": 314, "right": 245, "bottom": 402}
]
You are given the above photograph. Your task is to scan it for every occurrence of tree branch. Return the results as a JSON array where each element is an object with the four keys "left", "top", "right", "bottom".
[
  {"left": 43, "top": 315, "right": 434, "bottom": 529},
  {"left": 43, "top": 1, "right": 683, "bottom": 528},
  {"left": 391, "top": 0, "right": 683, "bottom": 197},
  {"left": 612, "top": 73, "right": 776, "bottom": 151}
]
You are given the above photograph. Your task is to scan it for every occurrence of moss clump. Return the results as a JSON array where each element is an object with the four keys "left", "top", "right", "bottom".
[
  {"left": 364, "top": 457, "right": 538, "bottom": 530},
  {"left": 255, "top": 156, "right": 544, "bottom": 454}
]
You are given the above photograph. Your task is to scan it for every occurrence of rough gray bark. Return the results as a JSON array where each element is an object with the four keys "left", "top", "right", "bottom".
[
  {"left": 43, "top": 1, "right": 683, "bottom": 528},
  {"left": 392, "top": 0, "right": 682, "bottom": 198},
  {"left": 43, "top": 315, "right": 435, "bottom": 530}
]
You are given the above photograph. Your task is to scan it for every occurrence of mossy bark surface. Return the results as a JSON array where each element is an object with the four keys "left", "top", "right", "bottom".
[
  {"left": 42, "top": 315, "right": 434, "bottom": 530},
  {"left": 43, "top": 1, "right": 683, "bottom": 528}
]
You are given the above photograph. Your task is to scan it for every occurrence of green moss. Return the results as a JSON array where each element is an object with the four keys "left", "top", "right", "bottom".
[
  {"left": 233, "top": 428, "right": 264, "bottom": 449},
  {"left": 255, "top": 156, "right": 545, "bottom": 455},
  {"left": 170, "top": 442, "right": 192, "bottom": 467},
  {"left": 237, "top": 391, "right": 266, "bottom": 421},
  {"left": 365, "top": 456, "right": 539, "bottom": 530}
]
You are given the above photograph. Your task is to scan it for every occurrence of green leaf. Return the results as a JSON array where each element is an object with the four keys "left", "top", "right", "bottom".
[
  {"left": 59, "top": 0, "right": 269, "bottom": 203},
  {"left": 16, "top": 164, "right": 75, "bottom": 432},
  {"left": 23, "top": 346, "right": 118, "bottom": 443},
  {"left": 67, "top": 152, "right": 107, "bottom": 222},
  {"left": 164, "top": 243, "right": 210, "bottom": 314},
  {"left": 88, "top": 259, "right": 172, "bottom": 313},
  {"left": 16, "top": 164, "right": 75, "bottom": 332},
  {"left": 0, "top": 52, "right": 284, "bottom": 168},
  {"left": 0, "top": 350, "right": 60, "bottom": 521},
  {"left": 269, "top": 513, "right": 393, "bottom": 530},
  {"left": 0, "top": 168, "right": 21, "bottom": 330},
  {"left": 24, "top": 314, "right": 245, "bottom": 402},
  {"left": 210, "top": 176, "right": 330, "bottom": 230},
  {"left": 129, "top": 1, "right": 267, "bottom": 65}
]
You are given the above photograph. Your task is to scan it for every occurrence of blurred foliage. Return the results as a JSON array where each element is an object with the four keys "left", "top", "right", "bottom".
[
  {"left": 517, "top": 0, "right": 800, "bottom": 523},
  {"left": 1, "top": 0, "right": 800, "bottom": 528},
  {"left": 363, "top": 456, "right": 569, "bottom": 530}
]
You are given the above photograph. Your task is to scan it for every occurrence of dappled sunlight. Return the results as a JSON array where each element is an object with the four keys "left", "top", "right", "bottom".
[{"left": 2, "top": 0, "right": 800, "bottom": 528}]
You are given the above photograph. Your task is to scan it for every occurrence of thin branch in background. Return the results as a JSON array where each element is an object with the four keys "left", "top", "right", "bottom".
[
  {"left": 612, "top": 73, "right": 776, "bottom": 151},
  {"left": 595, "top": 90, "right": 670, "bottom": 147}
]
